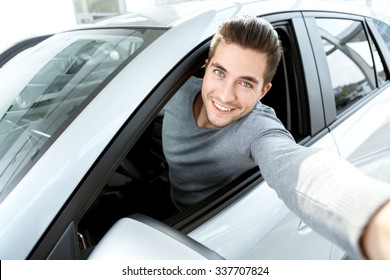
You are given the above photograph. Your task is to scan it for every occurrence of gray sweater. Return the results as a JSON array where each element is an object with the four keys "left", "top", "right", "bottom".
[{"left": 162, "top": 77, "right": 390, "bottom": 259}]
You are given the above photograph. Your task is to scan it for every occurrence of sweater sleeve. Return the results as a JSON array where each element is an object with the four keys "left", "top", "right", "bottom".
[{"left": 251, "top": 133, "right": 390, "bottom": 259}]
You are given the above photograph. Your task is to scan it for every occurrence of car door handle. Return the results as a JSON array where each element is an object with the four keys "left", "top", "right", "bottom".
[{"left": 298, "top": 220, "right": 312, "bottom": 235}]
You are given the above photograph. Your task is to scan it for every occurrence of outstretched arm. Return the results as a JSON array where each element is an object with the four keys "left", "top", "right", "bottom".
[
  {"left": 253, "top": 133, "right": 390, "bottom": 260},
  {"left": 361, "top": 200, "right": 390, "bottom": 259}
]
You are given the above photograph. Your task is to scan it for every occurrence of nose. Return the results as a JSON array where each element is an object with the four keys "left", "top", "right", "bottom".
[{"left": 219, "top": 79, "right": 237, "bottom": 103}]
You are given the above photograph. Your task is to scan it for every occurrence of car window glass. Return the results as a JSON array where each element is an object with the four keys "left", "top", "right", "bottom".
[
  {"left": 371, "top": 36, "right": 386, "bottom": 86},
  {"left": 0, "top": 28, "right": 165, "bottom": 202},
  {"left": 315, "top": 18, "right": 376, "bottom": 115},
  {"left": 373, "top": 19, "right": 390, "bottom": 50},
  {"left": 373, "top": 19, "right": 390, "bottom": 82}
]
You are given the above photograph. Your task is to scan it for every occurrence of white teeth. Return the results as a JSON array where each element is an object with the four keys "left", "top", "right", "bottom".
[{"left": 214, "top": 101, "right": 232, "bottom": 112}]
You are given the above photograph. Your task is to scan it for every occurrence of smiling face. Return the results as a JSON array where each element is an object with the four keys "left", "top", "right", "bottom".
[{"left": 195, "top": 41, "right": 272, "bottom": 128}]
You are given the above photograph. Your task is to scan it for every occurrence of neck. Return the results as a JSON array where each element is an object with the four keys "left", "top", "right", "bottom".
[{"left": 193, "top": 92, "right": 209, "bottom": 128}]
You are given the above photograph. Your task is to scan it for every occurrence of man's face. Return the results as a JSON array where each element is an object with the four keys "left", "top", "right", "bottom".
[{"left": 199, "top": 41, "right": 271, "bottom": 128}]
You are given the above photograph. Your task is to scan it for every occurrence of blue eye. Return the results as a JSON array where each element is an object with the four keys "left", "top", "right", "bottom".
[
  {"left": 241, "top": 81, "right": 252, "bottom": 88},
  {"left": 214, "top": 69, "right": 224, "bottom": 77}
]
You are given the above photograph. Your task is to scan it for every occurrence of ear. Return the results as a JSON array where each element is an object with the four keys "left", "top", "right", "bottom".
[{"left": 258, "top": 82, "right": 272, "bottom": 101}]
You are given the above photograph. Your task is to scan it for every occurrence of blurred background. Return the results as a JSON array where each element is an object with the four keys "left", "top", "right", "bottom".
[{"left": 0, "top": 0, "right": 390, "bottom": 54}]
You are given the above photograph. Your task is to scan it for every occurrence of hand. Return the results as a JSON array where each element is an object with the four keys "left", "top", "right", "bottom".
[{"left": 361, "top": 200, "right": 390, "bottom": 259}]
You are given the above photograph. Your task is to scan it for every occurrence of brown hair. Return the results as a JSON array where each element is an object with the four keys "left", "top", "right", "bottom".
[{"left": 209, "top": 15, "right": 283, "bottom": 85}]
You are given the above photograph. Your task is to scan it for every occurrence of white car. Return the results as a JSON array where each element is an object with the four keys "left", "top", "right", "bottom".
[{"left": 1, "top": 0, "right": 390, "bottom": 260}]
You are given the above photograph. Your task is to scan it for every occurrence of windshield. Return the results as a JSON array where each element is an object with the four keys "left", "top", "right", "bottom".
[{"left": 0, "top": 28, "right": 165, "bottom": 201}]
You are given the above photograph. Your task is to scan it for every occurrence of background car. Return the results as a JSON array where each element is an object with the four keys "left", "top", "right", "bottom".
[{"left": 0, "top": 0, "right": 390, "bottom": 260}]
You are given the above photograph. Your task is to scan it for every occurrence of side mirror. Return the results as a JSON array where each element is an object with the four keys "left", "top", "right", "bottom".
[{"left": 88, "top": 214, "right": 224, "bottom": 260}]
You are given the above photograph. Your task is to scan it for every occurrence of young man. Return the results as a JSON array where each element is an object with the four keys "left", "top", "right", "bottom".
[{"left": 162, "top": 15, "right": 390, "bottom": 259}]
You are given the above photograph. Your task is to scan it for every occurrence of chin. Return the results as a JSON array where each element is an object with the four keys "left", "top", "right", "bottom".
[
  {"left": 208, "top": 117, "right": 235, "bottom": 128},
  {"left": 205, "top": 108, "right": 239, "bottom": 128}
]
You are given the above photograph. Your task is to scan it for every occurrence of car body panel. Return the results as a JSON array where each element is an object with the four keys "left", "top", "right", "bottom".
[
  {"left": 330, "top": 86, "right": 390, "bottom": 183},
  {"left": 88, "top": 215, "right": 223, "bottom": 260}
]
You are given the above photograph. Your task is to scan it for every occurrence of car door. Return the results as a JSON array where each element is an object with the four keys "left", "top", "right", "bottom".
[{"left": 304, "top": 12, "right": 390, "bottom": 259}]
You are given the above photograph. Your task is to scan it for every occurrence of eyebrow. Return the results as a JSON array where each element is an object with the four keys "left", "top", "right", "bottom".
[{"left": 210, "top": 62, "right": 260, "bottom": 85}]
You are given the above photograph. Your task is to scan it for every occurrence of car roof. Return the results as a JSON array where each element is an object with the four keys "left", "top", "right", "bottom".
[{"left": 90, "top": 0, "right": 383, "bottom": 29}]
